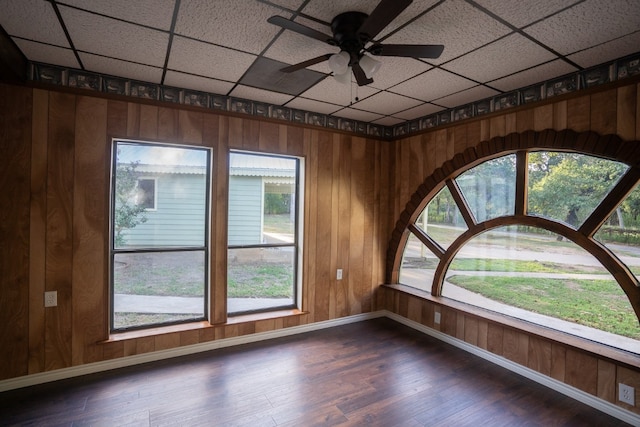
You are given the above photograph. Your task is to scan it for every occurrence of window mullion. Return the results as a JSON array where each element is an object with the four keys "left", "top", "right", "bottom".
[
  {"left": 446, "top": 179, "right": 476, "bottom": 227},
  {"left": 514, "top": 151, "right": 528, "bottom": 216},
  {"left": 579, "top": 166, "right": 640, "bottom": 237}
]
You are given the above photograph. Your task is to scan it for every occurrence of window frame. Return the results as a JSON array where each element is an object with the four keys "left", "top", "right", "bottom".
[
  {"left": 135, "top": 177, "right": 157, "bottom": 211},
  {"left": 109, "top": 139, "right": 212, "bottom": 333},
  {"left": 393, "top": 145, "right": 640, "bottom": 335},
  {"left": 226, "top": 150, "right": 304, "bottom": 316}
]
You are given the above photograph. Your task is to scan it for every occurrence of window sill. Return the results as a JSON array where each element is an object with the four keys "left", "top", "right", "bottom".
[
  {"left": 383, "top": 284, "right": 640, "bottom": 369},
  {"left": 102, "top": 309, "right": 306, "bottom": 343}
]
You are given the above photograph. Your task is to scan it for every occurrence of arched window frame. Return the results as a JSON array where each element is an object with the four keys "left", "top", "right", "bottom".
[{"left": 387, "top": 130, "right": 640, "bottom": 323}]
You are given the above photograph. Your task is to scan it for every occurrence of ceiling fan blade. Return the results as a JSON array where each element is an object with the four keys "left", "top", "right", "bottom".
[
  {"left": 357, "top": 0, "right": 412, "bottom": 42},
  {"left": 280, "top": 54, "right": 333, "bottom": 73},
  {"left": 268, "top": 16, "right": 335, "bottom": 44},
  {"left": 352, "top": 63, "right": 374, "bottom": 86},
  {"left": 369, "top": 43, "right": 444, "bottom": 59}
]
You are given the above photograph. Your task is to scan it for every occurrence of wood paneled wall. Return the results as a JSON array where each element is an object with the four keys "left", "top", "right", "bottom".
[
  {"left": 0, "top": 84, "right": 390, "bottom": 381},
  {"left": 382, "top": 79, "right": 640, "bottom": 415},
  {"left": 380, "top": 287, "right": 640, "bottom": 415}
]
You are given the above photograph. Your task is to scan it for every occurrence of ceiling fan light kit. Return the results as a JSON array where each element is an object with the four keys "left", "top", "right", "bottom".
[{"left": 268, "top": 0, "right": 444, "bottom": 87}]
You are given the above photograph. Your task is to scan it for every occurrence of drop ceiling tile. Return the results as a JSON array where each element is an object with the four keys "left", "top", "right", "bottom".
[
  {"left": 443, "top": 34, "right": 556, "bottom": 83},
  {"left": 286, "top": 98, "right": 342, "bottom": 115},
  {"left": 373, "top": 116, "right": 404, "bottom": 126},
  {"left": 0, "top": 0, "right": 69, "bottom": 47},
  {"left": 568, "top": 32, "right": 640, "bottom": 68},
  {"left": 267, "top": 0, "right": 306, "bottom": 12},
  {"left": 229, "top": 85, "right": 294, "bottom": 105},
  {"left": 301, "top": 0, "right": 441, "bottom": 39},
  {"left": 60, "top": 0, "right": 177, "bottom": 30},
  {"left": 473, "top": 0, "right": 580, "bottom": 28},
  {"left": 333, "top": 108, "right": 384, "bottom": 122},
  {"left": 384, "top": 0, "right": 511, "bottom": 65},
  {"left": 390, "top": 68, "right": 476, "bottom": 102},
  {"left": 524, "top": 0, "right": 640, "bottom": 55},
  {"left": 489, "top": 60, "right": 578, "bottom": 92},
  {"left": 175, "top": 0, "right": 290, "bottom": 55},
  {"left": 393, "top": 103, "right": 444, "bottom": 121},
  {"left": 351, "top": 91, "right": 422, "bottom": 116},
  {"left": 299, "top": 76, "right": 378, "bottom": 107},
  {"left": 369, "top": 57, "right": 432, "bottom": 90},
  {"left": 13, "top": 39, "right": 80, "bottom": 68},
  {"left": 79, "top": 53, "right": 163, "bottom": 83},
  {"left": 263, "top": 28, "right": 339, "bottom": 74},
  {"left": 239, "top": 57, "right": 326, "bottom": 96},
  {"left": 433, "top": 85, "right": 499, "bottom": 108},
  {"left": 164, "top": 71, "right": 235, "bottom": 94},
  {"left": 168, "top": 36, "right": 256, "bottom": 82},
  {"left": 59, "top": 6, "right": 169, "bottom": 67}
]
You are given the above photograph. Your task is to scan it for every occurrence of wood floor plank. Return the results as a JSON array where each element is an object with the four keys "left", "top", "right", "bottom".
[{"left": 0, "top": 318, "right": 631, "bottom": 426}]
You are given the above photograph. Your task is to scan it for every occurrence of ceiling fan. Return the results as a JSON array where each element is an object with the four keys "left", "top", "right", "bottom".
[{"left": 267, "top": 0, "right": 444, "bottom": 86}]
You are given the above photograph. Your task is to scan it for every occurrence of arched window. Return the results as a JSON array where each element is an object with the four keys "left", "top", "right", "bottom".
[{"left": 390, "top": 131, "right": 640, "bottom": 354}]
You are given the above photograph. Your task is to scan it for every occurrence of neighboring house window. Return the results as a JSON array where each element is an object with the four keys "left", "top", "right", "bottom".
[
  {"left": 399, "top": 151, "right": 640, "bottom": 353},
  {"left": 110, "top": 140, "right": 211, "bottom": 332},
  {"left": 136, "top": 178, "right": 156, "bottom": 210},
  {"left": 227, "top": 151, "right": 303, "bottom": 315}
]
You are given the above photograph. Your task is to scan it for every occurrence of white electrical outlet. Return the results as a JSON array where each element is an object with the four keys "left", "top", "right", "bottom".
[
  {"left": 619, "top": 383, "right": 635, "bottom": 406},
  {"left": 44, "top": 291, "right": 57, "bottom": 307},
  {"left": 336, "top": 269, "right": 343, "bottom": 280},
  {"left": 434, "top": 311, "right": 441, "bottom": 324}
]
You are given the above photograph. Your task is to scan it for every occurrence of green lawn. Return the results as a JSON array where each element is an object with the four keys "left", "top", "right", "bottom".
[
  {"left": 447, "top": 275, "right": 640, "bottom": 339},
  {"left": 228, "top": 263, "right": 293, "bottom": 298}
]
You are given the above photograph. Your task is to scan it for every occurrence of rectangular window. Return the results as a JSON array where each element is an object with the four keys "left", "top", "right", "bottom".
[
  {"left": 136, "top": 178, "right": 156, "bottom": 210},
  {"left": 227, "top": 151, "right": 303, "bottom": 315},
  {"left": 110, "top": 140, "right": 211, "bottom": 332}
]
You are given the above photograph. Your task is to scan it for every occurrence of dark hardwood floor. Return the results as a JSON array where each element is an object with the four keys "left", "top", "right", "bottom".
[{"left": 0, "top": 318, "right": 630, "bottom": 426}]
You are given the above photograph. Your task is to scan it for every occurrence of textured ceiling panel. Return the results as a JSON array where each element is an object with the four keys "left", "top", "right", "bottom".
[
  {"left": 229, "top": 85, "right": 294, "bottom": 105},
  {"left": 567, "top": 32, "right": 640, "bottom": 68},
  {"left": 334, "top": 107, "right": 384, "bottom": 122},
  {"left": 80, "top": 53, "right": 163, "bottom": 83},
  {"left": 168, "top": 36, "right": 256, "bottom": 81},
  {"left": 299, "top": 76, "right": 379, "bottom": 107},
  {"left": 0, "top": 0, "right": 69, "bottom": 47},
  {"left": 163, "top": 71, "right": 236, "bottom": 94},
  {"left": 60, "top": 0, "right": 177, "bottom": 30},
  {"left": 4, "top": 0, "right": 639, "bottom": 129},
  {"left": 285, "top": 97, "right": 342, "bottom": 115},
  {"left": 390, "top": 68, "right": 477, "bottom": 102},
  {"left": 442, "top": 33, "right": 556, "bottom": 82},
  {"left": 474, "top": 0, "right": 581, "bottom": 28},
  {"left": 393, "top": 102, "right": 444, "bottom": 120},
  {"left": 60, "top": 6, "right": 169, "bottom": 67},
  {"left": 352, "top": 91, "right": 422, "bottom": 115},
  {"left": 524, "top": 0, "right": 640, "bottom": 55},
  {"left": 239, "top": 57, "right": 326, "bottom": 96},
  {"left": 266, "top": 0, "right": 306, "bottom": 11},
  {"left": 433, "top": 84, "right": 499, "bottom": 108},
  {"left": 384, "top": 0, "right": 511, "bottom": 65},
  {"left": 369, "top": 57, "right": 432, "bottom": 90},
  {"left": 13, "top": 39, "right": 80, "bottom": 68},
  {"left": 489, "top": 59, "right": 578, "bottom": 92},
  {"left": 372, "top": 116, "right": 405, "bottom": 126},
  {"left": 175, "top": 0, "right": 290, "bottom": 55},
  {"left": 263, "top": 28, "right": 338, "bottom": 74}
]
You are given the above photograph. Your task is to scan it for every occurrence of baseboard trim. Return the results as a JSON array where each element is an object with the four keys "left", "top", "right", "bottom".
[
  {"left": 2, "top": 310, "right": 638, "bottom": 425},
  {"left": 383, "top": 311, "right": 640, "bottom": 427},
  {"left": 0, "top": 311, "right": 384, "bottom": 393}
]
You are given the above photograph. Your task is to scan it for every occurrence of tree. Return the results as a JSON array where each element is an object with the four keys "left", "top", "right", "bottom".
[
  {"left": 114, "top": 153, "right": 148, "bottom": 246},
  {"left": 528, "top": 153, "right": 627, "bottom": 227}
]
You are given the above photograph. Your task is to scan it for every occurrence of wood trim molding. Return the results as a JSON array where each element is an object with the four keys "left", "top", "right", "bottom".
[{"left": 386, "top": 129, "right": 640, "bottom": 321}]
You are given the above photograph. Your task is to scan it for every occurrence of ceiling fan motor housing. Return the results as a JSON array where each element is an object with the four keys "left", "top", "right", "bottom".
[{"left": 330, "top": 12, "right": 368, "bottom": 64}]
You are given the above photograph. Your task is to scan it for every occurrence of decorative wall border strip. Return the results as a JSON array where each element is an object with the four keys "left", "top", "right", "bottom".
[{"left": 29, "top": 51, "right": 640, "bottom": 141}]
